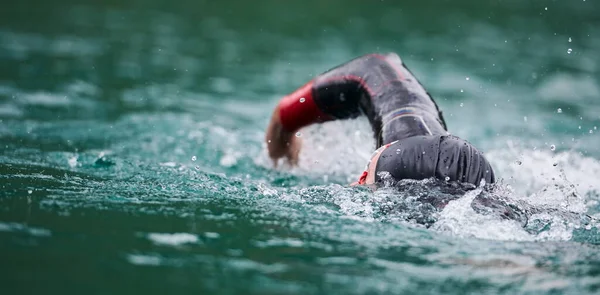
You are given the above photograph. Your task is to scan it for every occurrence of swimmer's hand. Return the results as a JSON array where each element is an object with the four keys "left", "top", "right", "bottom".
[{"left": 265, "top": 105, "right": 302, "bottom": 167}]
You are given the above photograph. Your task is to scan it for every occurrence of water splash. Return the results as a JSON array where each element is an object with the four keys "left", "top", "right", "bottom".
[{"left": 272, "top": 121, "right": 599, "bottom": 241}]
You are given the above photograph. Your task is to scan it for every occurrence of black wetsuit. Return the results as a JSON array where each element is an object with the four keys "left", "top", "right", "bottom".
[{"left": 310, "top": 53, "right": 495, "bottom": 185}]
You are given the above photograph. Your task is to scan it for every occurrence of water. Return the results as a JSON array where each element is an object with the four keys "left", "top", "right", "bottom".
[{"left": 2, "top": 0, "right": 600, "bottom": 294}]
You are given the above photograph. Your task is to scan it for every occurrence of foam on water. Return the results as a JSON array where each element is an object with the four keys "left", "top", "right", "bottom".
[
  {"left": 488, "top": 139, "right": 600, "bottom": 212},
  {"left": 430, "top": 186, "right": 534, "bottom": 241},
  {"left": 259, "top": 117, "right": 374, "bottom": 184},
  {"left": 127, "top": 254, "right": 163, "bottom": 266},
  {"left": 146, "top": 232, "right": 199, "bottom": 246}
]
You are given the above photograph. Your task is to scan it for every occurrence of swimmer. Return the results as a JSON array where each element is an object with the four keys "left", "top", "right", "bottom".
[{"left": 265, "top": 52, "right": 495, "bottom": 187}]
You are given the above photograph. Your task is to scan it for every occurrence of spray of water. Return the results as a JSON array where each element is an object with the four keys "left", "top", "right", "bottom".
[{"left": 260, "top": 119, "right": 600, "bottom": 242}]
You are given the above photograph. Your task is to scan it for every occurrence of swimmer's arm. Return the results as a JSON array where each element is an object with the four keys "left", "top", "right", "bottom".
[
  {"left": 265, "top": 53, "right": 408, "bottom": 165},
  {"left": 264, "top": 56, "right": 374, "bottom": 165},
  {"left": 265, "top": 103, "right": 302, "bottom": 167},
  {"left": 265, "top": 55, "right": 381, "bottom": 165},
  {"left": 274, "top": 54, "right": 387, "bottom": 132}
]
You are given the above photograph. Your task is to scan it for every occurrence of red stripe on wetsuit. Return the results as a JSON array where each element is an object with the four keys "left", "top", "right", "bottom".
[{"left": 278, "top": 81, "right": 331, "bottom": 132}]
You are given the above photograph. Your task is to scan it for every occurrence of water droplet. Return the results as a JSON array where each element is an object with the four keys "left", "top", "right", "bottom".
[
  {"left": 396, "top": 148, "right": 401, "bottom": 154},
  {"left": 550, "top": 144, "right": 556, "bottom": 151},
  {"left": 578, "top": 125, "right": 582, "bottom": 129},
  {"left": 567, "top": 48, "right": 572, "bottom": 54},
  {"left": 557, "top": 108, "right": 562, "bottom": 113},
  {"left": 589, "top": 129, "right": 594, "bottom": 134},
  {"left": 544, "top": 7, "right": 548, "bottom": 10},
  {"left": 595, "top": 126, "right": 597, "bottom": 130},
  {"left": 444, "top": 176, "right": 450, "bottom": 181},
  {"left": 295, "top": 132, "right": 302, "bottom": 137},
  {"left": 568, "top": 37, "right": 572, "bottom": 43},
  {"left": 515, "top": 160, "right": 522, "bottom": 165},
  {"left": 460, "top": 89, "right": 464, "bottom": 93},
  {"left": 191, "top": 156, "right": 197, "bottom": 161},
  {"left": 465, "top": 77, "right": 470, "bottom": 81},
  {"left": 422, "top": 151, "right": 426, "bottom": 155},
  {"left": 523, "top": 116, "right": 528, "bottom": 122},
  {"left": 460, "top": 103, "right": 464, "bottom": 107},
  {"left": 27, "top": 190, "right": 32, "bottom": 194},
  {"left": 267, "top": 140, "right": 271, "bottom": 143},
  {"left": 299, "top": 97, "right": 306, "bottom": 103}
]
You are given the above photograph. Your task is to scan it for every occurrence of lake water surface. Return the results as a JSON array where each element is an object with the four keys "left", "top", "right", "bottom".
[{"left": 1, "top": 0, "right": 600, "bottom": 294}]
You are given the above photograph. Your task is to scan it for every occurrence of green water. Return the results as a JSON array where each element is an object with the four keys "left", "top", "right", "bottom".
[{"left": 2, "top": 0, "right": 600, "bottom": 294}]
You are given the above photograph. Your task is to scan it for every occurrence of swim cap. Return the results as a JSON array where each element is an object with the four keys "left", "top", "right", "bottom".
[{"left": 374, "top": 135, "right": 495, "bottom": 186}]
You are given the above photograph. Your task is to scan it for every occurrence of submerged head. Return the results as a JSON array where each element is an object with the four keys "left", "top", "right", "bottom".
[{"left": 352, "top": 135, "right": 495, "bottom": 187}]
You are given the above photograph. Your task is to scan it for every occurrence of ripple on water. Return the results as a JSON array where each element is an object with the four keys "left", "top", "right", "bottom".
[{"left": 0, "top": 222, "right": 52, "bottom": 237}]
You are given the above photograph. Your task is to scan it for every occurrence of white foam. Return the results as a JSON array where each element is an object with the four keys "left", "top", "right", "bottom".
[
  {"left": 220, "top": 148, "right": 240, "bottom": 168},
  {"left": 487, "top": 140, "right": 599, "bottom": 211},
  {"left": 226, "top": 258, "right": 289, "bottom": 274},
  {"left": 265, "top": 117, "right": 373, "bottom": 183},
  {"left": 147, "top": 232, "right": 199, "bottom": 246},
  {"left": 254, "top": 238, "right": 305, "bottom": 248},
  {"left": 430, "top": 187, "right": 534, "bottom": 241},
  {"left": 426, "top": 141, "right": 600, "bottom": 241},
  {"left": 159, "top": 162, "right": 178, "bottom": 167},
  {"left": 127, "top": 254, "right": 162, "bottom": 266},
  {"left": 67, "top": 155, "right": 78, "bottom": 168}
]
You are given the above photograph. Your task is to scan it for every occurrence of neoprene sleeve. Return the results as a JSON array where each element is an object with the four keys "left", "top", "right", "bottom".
[{"left": 278, "top": 53, "right": 448, "bottom": 147}]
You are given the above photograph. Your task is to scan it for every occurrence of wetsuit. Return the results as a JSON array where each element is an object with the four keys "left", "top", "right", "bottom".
[{"left": 277, "top": 53, "right": 495, "bottom": 186}]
